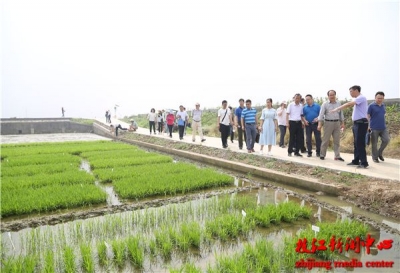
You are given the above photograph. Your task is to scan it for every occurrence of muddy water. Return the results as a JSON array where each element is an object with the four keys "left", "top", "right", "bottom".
[
  {"left": 80, "top": 160, "right": 122, "bottom": 206},
  {"left": 2, "top": 189, "right": 399, "bottom": 273}
]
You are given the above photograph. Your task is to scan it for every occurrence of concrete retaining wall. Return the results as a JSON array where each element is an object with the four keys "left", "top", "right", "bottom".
[{"left": 1, "top": 119, "right": 93, "bottom": 135}]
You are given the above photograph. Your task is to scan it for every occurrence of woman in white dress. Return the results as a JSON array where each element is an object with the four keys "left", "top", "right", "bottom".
[{"left": 259, "top": 98, "right": 278, "bottom": 156}]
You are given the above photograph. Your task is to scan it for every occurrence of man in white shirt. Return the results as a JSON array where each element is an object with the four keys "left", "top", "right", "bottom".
[
  {"left": 277, "top": 101, "right": 287, "bottom": 148},
  {"left": 286, "top": 94, "right": 305, "bottom": 157},
  {"left": 217, "top": 100, "right": 233, "bottom": 148},
  {"left": 176, "top": 105, "right": 188, "bottom": 140},
  {"left": 191, "top": 103, "right": 206, "bottom": 142}
]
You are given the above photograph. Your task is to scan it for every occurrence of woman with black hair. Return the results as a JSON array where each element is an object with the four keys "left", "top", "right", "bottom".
[{"left": 147, "top": 108, "right": 157, "bottom": 134}]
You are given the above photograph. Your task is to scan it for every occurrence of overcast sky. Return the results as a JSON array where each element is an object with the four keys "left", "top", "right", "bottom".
[{"left": 2, "top": 0, "right": 399, "bottom": 118}]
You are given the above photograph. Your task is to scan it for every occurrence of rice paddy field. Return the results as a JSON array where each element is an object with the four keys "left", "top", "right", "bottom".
[{"left": 1, "top": 140, "right": 399, "bottom": 272}]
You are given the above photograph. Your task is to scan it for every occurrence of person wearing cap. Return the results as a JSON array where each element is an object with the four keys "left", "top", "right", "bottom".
[
  {"left": 129, "top": 119, "right": 138, "bottom": 131},
  {"left": 191, "top": 103, "right": 206, "bottom": 142},
  {"left": 277, "top": 101, "right": 287, "bottom": 148}
]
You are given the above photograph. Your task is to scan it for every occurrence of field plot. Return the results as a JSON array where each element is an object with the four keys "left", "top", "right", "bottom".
[
  {"left": 1, "top": 193, "right": 373, "bottom": 273},
  {"left": 1, "top": 140, "right": 234, "bottom": 217},
  {"left": 81, "top": 148, "right": 234, "bottom": 199}
]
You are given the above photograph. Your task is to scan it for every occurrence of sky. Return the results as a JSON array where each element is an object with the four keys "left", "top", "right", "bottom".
[{"left": 1, "top": 0, "right": 399, "bottom": 118}]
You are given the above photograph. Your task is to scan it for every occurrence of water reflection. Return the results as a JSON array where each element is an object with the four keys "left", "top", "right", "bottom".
[
  {"left": 256, "top": 189, "right": 290, "bottom": 206},
  {"left": 81, "top": 160, "right": 122, "bottom": 206}
]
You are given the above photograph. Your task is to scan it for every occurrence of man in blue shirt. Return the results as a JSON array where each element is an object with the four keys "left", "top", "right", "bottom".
[
  {"left": 368, "top": 91, "right": 390, "bottom": 163},
  {"left": 303, "top": 94, "right": 322, "bottom": 157},
  {"left": 241, "top": 99, "right": 257, "bottom": 153},
  {"left": 234, "top": 98, "right": 246, "bottom": 150}
]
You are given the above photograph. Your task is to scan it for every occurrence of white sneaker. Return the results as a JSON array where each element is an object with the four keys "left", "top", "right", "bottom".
[
  {"left": 267, "top": 152, "right": 272, "bottom": 156},
  {"left": 259, "top": 150, "right": 263, "bottom": 155}
]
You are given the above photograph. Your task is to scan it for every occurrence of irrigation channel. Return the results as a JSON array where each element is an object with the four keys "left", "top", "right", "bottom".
[{"left": 1, "top": 139, "right": 400, "bottom": 273}]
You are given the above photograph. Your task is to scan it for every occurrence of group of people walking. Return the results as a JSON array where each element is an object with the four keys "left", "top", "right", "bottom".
[
  {"left": 219, "top": 98, "right": 278, "bottom": 154},
  {"left": 147, "top": 104, "right": 206, "bottom": 142},
  {"left": 127, "top": 85, "right": 390, "bottom": 169},
  {"left": 218, "top": 85, "right": 390, "bottom": 168}
]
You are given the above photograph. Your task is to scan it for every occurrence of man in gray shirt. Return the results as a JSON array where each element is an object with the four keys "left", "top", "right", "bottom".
[
  {"left": 191, "top": 103, "right": 206, "bottom": 142},
  {"left": 317, "top": 90, "right": 345, "bottom": 161}
]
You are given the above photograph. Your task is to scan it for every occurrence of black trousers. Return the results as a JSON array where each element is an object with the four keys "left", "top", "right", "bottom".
[
  {"left": 279, "top": 125, "right": 286, "bottom": 146},
  {"left": 229, "top": 125, "right": 234, "bottom": 142},
  {"left": 220, "top": 124, "right": 230, "bottom": 147},
  {"left": 352, "top": 119, "right": 369, "bottom": 166},
  {"left": 167, "top": 125, "right": 173, "bottom": 137},
  {"left": 149, "top": 121, "right": 156, "bottom": 133},
  {"left": 115, "top": 124, "right": 127, "bottom": 136},
  {"left": 178, "top": 125, "right": 185, "bottom": 139},
  {"left": 288, "top": 121, "right": 303, "bottom": 154},
  {"left": 237, "top": 126, "right": 246, "bottom": 149},
  {"left": 158, "top": 122, "right": 163, "bottom": 133}
]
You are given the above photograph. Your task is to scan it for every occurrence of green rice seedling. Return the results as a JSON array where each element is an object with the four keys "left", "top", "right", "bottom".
[
  {"left": 231, "top": 195, "right": 257, "bottom": 211},
  {"left": 1, "top": 170, "right": 95, "bottom": 191},
  {"left": 282, "top": 236, "right": 299, "bottom": 272},
  {"left": 42, "top": 250, "right": 55, "bottom": 273},
  {"left": 111, "top": 240, "right": 126, "bottom": 269},
  {"left": 1, "top": 256, "right": 24, "bottom": 273},
  {"left": 80, "top": 243, "right": 94, "bottom": 273},
  {"left": 284, "top": 219, "right": 369, "bottom": 263},
  {"left": 1, "top": 163, "right": 79, "bottom": 178},
  {"left": 89, "top": 155, "right": 172, "bottom": 169},
  {"left": 170, "top": 262, "right": 202, "bottom": 273},
  {"left": 155, "top": 230, "right": 173, "bottom": 259},
  {"left": 184, "top": 222, "right": 201, "bottom": 249},
  {"left": 2, "top": 153, "right": 81, "bottom": 167},
  {"left": 2, "top": 184, "right": 107, "bottom": 217},
  {"left": 63, "top": 246, "right": 76, "bottom": 273},
  {"left": 23, "top": 254, "right": 37, "bottom": 273},
  {"left": 96, "top": 241, "right": 108, "bottom": 267},
  {"left": 176, "top": 233, "right": 191, "bottom": 252},
  {"left": 168, "top": 226, "right": 179, "bottom": 246},
  {"left": 148, "top": 239, "right": 157, "bottom": 256},
  {"left": 206, "top": 213, "right": 250, "bottom": 241},
  {"left": 113, "top": 167, "right": 233, "bottom": 200},
  {"left": 208, "top": 239, "right": 285, "bottom": 273},
  {"left": 126, "top": 236, "right": 144, "bottom": 269}
]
